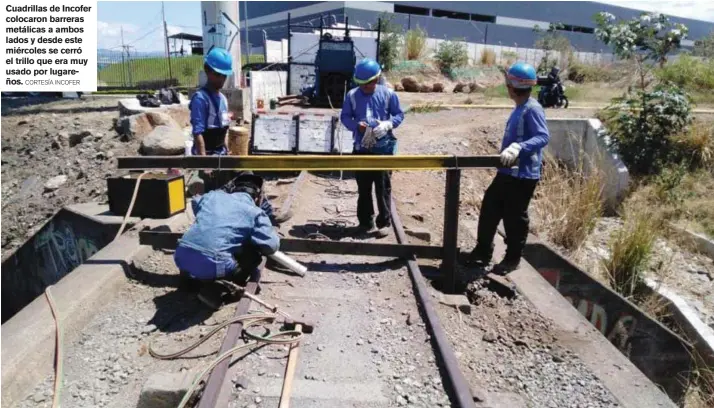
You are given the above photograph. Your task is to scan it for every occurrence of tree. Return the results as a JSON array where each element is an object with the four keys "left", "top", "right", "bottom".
[
  {"left": 594, "top": 12, "right": 692, "bottom": 175},
  {"left": 377, "top": 12, "right": 403, "bottom": 71},
  {"left": 693, "top": 30, "right": 714, "bottom": 58},
  {"left": 533, "top": 22, "right": 573, "bottom": 73}
]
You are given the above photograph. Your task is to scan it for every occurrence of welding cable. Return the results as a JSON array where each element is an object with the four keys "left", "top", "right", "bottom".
[
  {"left": 163, "top": 313, "right": 303, "bottom": 408},
  {"left": 114, "top": 171, "right": 148, "bottom": 240},
  {"left": 44, "top": 286, "right": 63, "bottom": 408}
]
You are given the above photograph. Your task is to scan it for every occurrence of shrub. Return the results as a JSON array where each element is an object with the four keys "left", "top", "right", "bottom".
[
  {"left": 599, "top": 84, "right": 693, "bottom": 175},
  {"left": 434, "top": 40, "right": 469, "bottom": 74},
  {"left": 532, "top": 154, "right": 605, "bottom": 250},
  {"left": 405, "top": 27, "right": 427, "bottom": 61},
  {"left": 567, "top": 61, "right": 619, "bottom": 83},
  {"left": 670, "top": 121, "right": 714, "bottom": 170},
  {"left": 377, "top": 13, "right": 403, "bottom": 71},
  {"left": 602, "top": 207, "right": 660, "bottom": 298},
  {"left": 480, "top": 48, "right": 496, "bottom": 66},
  {"left": 656, "top": 54, "right": 714, "bottom": 91},
  {"left": 502, "top": 51, "right": 518, "bottom": 66}
]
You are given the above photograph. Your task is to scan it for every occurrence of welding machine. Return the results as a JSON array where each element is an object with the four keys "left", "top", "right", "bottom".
[{"left": 107, "top": 172, "right": 186, "bottom": 219}]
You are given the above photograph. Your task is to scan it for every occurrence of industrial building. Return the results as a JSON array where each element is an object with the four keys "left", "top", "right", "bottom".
[{"left": 237, "top": 1, "right": 714, "bottom": 53}]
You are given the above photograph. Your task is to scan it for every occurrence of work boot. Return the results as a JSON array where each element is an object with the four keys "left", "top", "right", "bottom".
[
  {"left": 374, "top": 226, "right": 390, "bottom": 239},
  {"left": 197, "top": 282, "right": 227, "bottom": 311},
  {"left": 492, "top": 255, "right": 521, "bottom": 275},
  {"left": 466, "top": 245, "right": 493, "bottom": 267}
]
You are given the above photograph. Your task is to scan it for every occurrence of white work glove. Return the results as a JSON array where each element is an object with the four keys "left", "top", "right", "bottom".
[
  {"left": 500, "top": 142, "right": 522, "bottom": 166},
  {"left": 372, "top": 120, "right": 393, "bottom": 139},
  {"left": 361, "top": 127, "right": 377, "bottom": 150}
]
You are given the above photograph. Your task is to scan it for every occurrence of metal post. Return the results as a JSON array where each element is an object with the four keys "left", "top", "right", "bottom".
[{"left": 441, "top": 169, "right": 461, "bottom": 293}]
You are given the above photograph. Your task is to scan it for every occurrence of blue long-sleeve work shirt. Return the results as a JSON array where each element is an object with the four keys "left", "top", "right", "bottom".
[
  {"left": 189, "top": 87, "right": 230, "bottom": 155},
  {"left": 174, "top": 190, "right": 279, "bottom": 280},
  {"left": 498, "top": 97, "right": 550, "bottom": 180},
  {"left": 340, "top": 85, "right": 404, "bottom": 153}
]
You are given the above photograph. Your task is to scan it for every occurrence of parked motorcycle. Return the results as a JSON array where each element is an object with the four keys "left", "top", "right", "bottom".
[{"left": 537, "top": 67, "right": 568, "bottom": 108}]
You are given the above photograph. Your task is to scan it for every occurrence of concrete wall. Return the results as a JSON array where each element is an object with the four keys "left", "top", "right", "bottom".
[
  {"left": 522, "top": 241, "right": 692, "bottom": 402},
  {"left": 250, "top": 71, "right": 288, "bottom": 110},
  {"left": 545, "top": 118, "right": 630, "bottom": 211},
  {"left": 0, "top": 208, "right": 120, "bottom": 323}
]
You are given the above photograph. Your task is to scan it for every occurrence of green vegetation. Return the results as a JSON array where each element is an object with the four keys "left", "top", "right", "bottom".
[
  {"left": 434, "top": 39, "right": 469, "bottom": 75},
  {"left": 97, "top": 54, "right": 265, "bottom": 88},
  {"left": 405, "top": 28, "right": 427, "bottom": 61},
  {"left": 377, "top": 12, "right": 403, "bottom": 71}
]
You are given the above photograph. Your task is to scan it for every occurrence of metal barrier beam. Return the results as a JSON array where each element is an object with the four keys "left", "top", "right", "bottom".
[
  {"left": 117, "top": 155, "right": 505, "bottom": 171},
  {"left": 139, "top": 231, "right": 450, "bottom": 259}
]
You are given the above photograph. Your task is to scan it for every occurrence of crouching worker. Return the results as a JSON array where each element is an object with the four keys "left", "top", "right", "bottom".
[
  {"left": 467, "top": 62, "right": 549, "bottom": 274},
  {"left": 174, "top": 173, "right": 279, "bottom": 310}
]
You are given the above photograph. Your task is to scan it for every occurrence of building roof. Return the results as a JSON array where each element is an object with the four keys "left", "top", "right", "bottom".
[{"left": 168, "top": 32, "right": 202, "bottom": 41}]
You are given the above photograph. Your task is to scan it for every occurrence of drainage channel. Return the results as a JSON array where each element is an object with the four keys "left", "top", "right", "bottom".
[{"left": 1, "top": 203, "right": 138, "bottom": 323}]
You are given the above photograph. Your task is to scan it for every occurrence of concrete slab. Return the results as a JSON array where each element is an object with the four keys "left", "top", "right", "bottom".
[
  {"left": 117, "top": 97, "right": 189, "bottom": 117},
  {"left": 463, "top": 221, "right": 677, "bottom": 408},
  {"left": 65, "top": 202, "right": 141, "bottom": 226},
  {"left": 0, "top": 211, "right": 190, "bottom": 408}
]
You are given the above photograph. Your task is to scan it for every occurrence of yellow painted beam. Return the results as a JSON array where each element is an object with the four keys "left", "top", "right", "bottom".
[{"left": 117, "top": 155, "right": 504, "bottom": 171}]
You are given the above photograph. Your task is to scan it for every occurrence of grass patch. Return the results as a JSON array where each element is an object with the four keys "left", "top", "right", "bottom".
[
  {"left": 480, "top": 49, "right": 496, "bottom": 66},
  {"left": 404, "top": 28, "right": 427, "bottom": 60},
  {"left": 531, "top": 155, "right": 605, "bottom": 251},
  {"left": 98, "top": 54, "right": 265, "bottom": 88},
  {"left": 602, "top": 205, "right": 661, "bottom": 298},
  {"left": 407, "top": 102, "right": 447, "bottom": 114}
]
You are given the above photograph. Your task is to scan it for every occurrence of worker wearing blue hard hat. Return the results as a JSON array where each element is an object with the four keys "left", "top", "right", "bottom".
[
  {"left": 467, "top": 61, "right": 550, "bottom": 273},
  {"left": 187, "top": 47, "right": 289, "bottom": 225},
  {"left": 340, "top": 58, "right": 405, "bottom": 238}
]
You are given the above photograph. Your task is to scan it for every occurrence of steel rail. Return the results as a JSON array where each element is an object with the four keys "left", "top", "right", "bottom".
[{"left": 391, "top": 197, "right": 477, "bottom": 408}]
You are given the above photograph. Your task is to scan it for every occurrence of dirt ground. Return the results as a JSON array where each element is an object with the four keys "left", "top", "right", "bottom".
[
  {"left": 1, "top": 96, "right": 137, "bottom": 261},
  {"left": 5, "top": 96, "right": 708, "bottom": 407}
]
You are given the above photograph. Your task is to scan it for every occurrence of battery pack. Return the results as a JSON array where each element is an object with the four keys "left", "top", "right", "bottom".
[{"left": 107, "top": 172, "right": 186, "bottom": 219}]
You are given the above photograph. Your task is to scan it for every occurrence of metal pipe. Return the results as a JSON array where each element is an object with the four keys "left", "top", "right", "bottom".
[
  {"left": 391, "top": 198, "right": 476, "bottom": 408},
  {"left": 270, "top": 251, "right": 307, "bottom": 277}
]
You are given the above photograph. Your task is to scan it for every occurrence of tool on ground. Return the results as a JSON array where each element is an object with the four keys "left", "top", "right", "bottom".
[
  {"left": 279, "top": 320, "right": 305, "bottom": 408},
  {"left": 270, "top": 251, "right": 308, "bottom": 277}
]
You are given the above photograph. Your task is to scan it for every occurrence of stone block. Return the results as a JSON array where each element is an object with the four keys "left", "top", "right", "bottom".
[
  {"left": 437, "top": 293, "right": 471, "bottom": 314},
  {"left": 141, "top": 125, "right": 187, "bottom": 156},
  {"left": 118, "top": 113, "right": 154, "bottom": 140},
  {"left": 137, "top": 369, "right": 199, "bottom": 408},
  {"left": 405, "top": 227, "right": 431, "bottom": 242}
]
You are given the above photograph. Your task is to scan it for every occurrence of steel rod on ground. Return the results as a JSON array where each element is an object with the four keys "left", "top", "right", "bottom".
[
  {"left": 441, "top": 169, "right": 461, "bottom": 293},
  {"left": 391, "top": 198, "right": 476, "bottom": 408},
  {"left": 277, "top": 170, "right": 307, "bottom": 219},
  {"left": 197, "top": 278, "right": 261, "bottom": 408},
  {"left": 139, "top": 231, "right": 450, "bottom": 259},
  {"left": 116, "top": 155, "right": 504, "bottom": 171}
]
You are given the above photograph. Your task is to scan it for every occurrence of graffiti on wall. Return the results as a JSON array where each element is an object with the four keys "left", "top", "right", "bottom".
[
  {"left": 541, "top": 268, "right": 638, "bottom": 356},
  {"left": 1, "top": 209, "right": 114, "bottom": 323},
  {"left": 34, "top": 219, "right": 99, "bottom": 283}
]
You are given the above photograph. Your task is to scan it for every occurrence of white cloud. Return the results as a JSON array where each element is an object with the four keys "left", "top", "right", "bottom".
[{"left": 598, "top": 0, "right": 714, "bottom": 23}]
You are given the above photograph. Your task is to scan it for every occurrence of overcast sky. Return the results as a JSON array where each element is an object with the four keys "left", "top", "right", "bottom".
[{"left": 599, "top": 0, "right": 714, "bottom": 22}]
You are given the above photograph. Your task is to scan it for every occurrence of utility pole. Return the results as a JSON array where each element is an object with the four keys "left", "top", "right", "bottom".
[
  {"left": 162, "top": 1, "right": 173, "bottom": 83},
  {"left": 243, "top": 1, "right": 249, "bottom": 62},
  {"left": 120, "top": 26, "right": 135, "bottom": 87}
]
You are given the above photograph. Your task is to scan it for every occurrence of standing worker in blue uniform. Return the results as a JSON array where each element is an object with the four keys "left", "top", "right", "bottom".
[
  {"left": 189, "top": 47, "right": 289, "bottom": 224},
  {"left": 340, "top": 58, "right": 405, "bottom": 238},
  {"left": 468, "top": 62, "right": 550, "bottom": 273}
]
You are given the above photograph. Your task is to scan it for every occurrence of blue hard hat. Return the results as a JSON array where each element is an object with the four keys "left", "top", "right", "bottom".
[
  {"left": 506, "top": 62, "right": 537, "bottom": 89},
  {"left": 204, "top": 47, "right": 233, "bottom": 76},
  {"left": 354, "top": 58, "right": 381, "bottom": 85}
]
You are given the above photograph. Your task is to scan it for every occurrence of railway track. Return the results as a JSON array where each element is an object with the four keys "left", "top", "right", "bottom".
[{"left": 187, "top": 171, "right": 478, "bottom": 408}]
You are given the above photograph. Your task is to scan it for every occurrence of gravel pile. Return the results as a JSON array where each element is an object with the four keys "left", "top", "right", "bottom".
[{"left": 435, "top": 278, "right": 620, "bottom": 407}]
